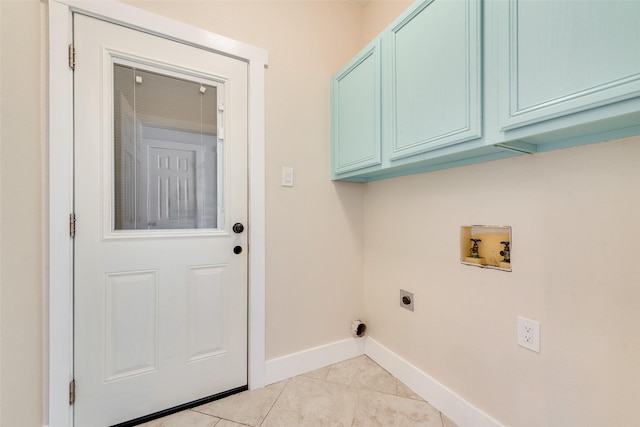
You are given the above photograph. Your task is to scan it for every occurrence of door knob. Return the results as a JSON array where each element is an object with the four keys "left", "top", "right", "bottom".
[
  {"left": 232, "top": 223, "right": 245, "bottom": 234},
  {"left": 233, "top": 246, "right": 243, "bottom": 254}
]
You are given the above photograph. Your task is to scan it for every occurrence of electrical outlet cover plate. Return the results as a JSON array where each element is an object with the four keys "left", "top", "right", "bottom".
[{"left": 517, "top": 316, "right": 540, "bottom": 353}]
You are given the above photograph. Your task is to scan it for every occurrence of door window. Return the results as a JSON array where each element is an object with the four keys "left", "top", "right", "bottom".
[{"left": 113, "top": 63, "right": 221, "bottom": 230}]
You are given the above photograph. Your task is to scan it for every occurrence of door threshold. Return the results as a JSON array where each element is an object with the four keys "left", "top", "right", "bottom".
[{"left": 111, "top": 385, "right": 248, "bottom": 427}]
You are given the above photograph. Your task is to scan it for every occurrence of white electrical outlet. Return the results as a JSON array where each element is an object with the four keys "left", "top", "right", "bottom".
[{"left": 517, "top": 316, "right": 540, "bottom": 353}]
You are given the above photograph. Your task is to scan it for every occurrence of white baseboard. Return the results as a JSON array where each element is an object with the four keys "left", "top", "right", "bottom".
[
  {"left": 265, "top": 337, "right": 366, "bottom": 385},
  {"left": 365, "top": 337, "right": 504, "bottom": 427},
  {"left": 264, "top": 336, "right": 502, "bottom": 427}
]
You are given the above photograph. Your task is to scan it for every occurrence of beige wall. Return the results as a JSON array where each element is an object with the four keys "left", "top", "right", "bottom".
[
  {"left": 1, "top": 1, "right": 45, "bottom": 426},
  {"left": 362, "top": 0, "right": 412, "bottom": 42},
  {"left": 363, "top": 136, "right": 640, "bottom": 426},
  {"left": 123, "top": 0, "right": 369, "bottom": 360},
  {"left": 0, "top": 1, "right": 3, "bottom": 422},
  {"left": 0, "top": 1, "right": 373, "bottom": 425},
  {"left": 359, "top": 4, "right": 640, "bottom": 424},
  {"left": 3, "top": 0, "right": 638, "bottom": 426}
]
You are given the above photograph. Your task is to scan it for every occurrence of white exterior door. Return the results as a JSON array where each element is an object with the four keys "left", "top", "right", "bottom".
[{"left": 73, "top": 13, "right": 248, "bottom": 426}]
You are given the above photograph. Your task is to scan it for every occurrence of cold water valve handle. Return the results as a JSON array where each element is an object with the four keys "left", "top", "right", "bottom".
[
  {"left": 500, "top": 241, "right": 510, "bottom": 263},
  {"left": 470, "top": 239, "right": 481, "bottom": 258}
]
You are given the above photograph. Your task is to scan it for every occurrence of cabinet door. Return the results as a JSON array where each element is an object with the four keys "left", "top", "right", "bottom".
[
  {"left": 388, "top": 0, "right": 482, "bottom": 161},
  {"left": 331, "top": 39, "right": 381, "bottom": 177},
  {"left": 499, "top": 0, "right": 640, "bottom": 131}
]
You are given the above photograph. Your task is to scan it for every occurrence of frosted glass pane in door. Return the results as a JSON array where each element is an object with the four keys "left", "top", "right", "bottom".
[{"left": 113, "top": 64, "right": 219, "bottom": 230}]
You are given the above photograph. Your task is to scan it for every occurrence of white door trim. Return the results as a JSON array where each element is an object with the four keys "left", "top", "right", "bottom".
[{"left": 48, "top": 1, "right": 267, "bottom": 425}]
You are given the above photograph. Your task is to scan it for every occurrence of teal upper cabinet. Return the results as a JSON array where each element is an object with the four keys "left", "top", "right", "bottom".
[
  {"left": 331, "top": 0, "right": 640, "bottom": 182},
  {"left": 497, "top": 0, "right": 640, "bottom": 142},
  {"left": 388, "top": 0, "right": 481, "bottom": 161},
  {"left": 331, "top": 0, "right": 487, "bottom": 181},
  {"left": 331, "top": 39, "right": 381, "bottom": 178}
]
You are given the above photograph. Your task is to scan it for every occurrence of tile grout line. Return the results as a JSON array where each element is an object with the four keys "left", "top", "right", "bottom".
[
  {"left": 257, "top": 378, "right": 290, "bottom": 427},
  {"left": 323, "top": 359, "right": 361, "bottom": 427},
  {"left": 189, "top": 405, "right": 252, "bottom": 426},
  {"left": 167, "top": 355, "right": 456, "bottom": 427},
  {"left": 349, "top": 387, "right": 362, "bottom": 427},
  {"left": 211, "top": 415, "right": 252, "bottom": 427},
  {"left": 322, "top": 362, "right": 332, "bottom": 381}
]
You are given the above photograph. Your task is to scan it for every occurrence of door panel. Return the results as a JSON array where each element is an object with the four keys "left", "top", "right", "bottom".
[
  {"left": 389, "top": 0, "right": 482, "bottom": 160},
  {"left": 73, "top": 13, "right": 248, "bottom": 426},
  {"left": 105, "top": 270, "right": 159, "bottom": 381},
  {"left": 187, "top": 265, "right": 228, "bottom": 361},
  {"left": 148, "top": 146, "right": 198, "bottom": 229}
]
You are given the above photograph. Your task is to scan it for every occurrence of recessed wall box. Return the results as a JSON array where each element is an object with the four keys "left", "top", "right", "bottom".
[{"left": 460, "top": 225, "right": 512, "bottom": 271}]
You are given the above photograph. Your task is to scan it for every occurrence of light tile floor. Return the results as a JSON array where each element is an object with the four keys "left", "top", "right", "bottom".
[{"left": 141, "top": 355, "right": 458, "bottom": 427}]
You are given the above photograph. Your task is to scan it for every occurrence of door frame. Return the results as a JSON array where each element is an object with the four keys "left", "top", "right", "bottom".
[{"left": 48, "top": 1, "right": 268, "bottom": 425}]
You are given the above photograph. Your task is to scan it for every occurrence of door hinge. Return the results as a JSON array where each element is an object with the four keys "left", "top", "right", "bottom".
[
  {"left": 69, "top": 213, "right": 76, "bottom": 238},
  {"left": 68, "top": 44, "right": 75, "bottom": 70},
  {"left": 69, "top": 379, "right": 76, "bottom": 405}
]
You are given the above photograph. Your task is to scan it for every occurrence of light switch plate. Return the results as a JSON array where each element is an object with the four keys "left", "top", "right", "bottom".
[{"left": 281, "top": 166, "right": 294, "bottom": 187}]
